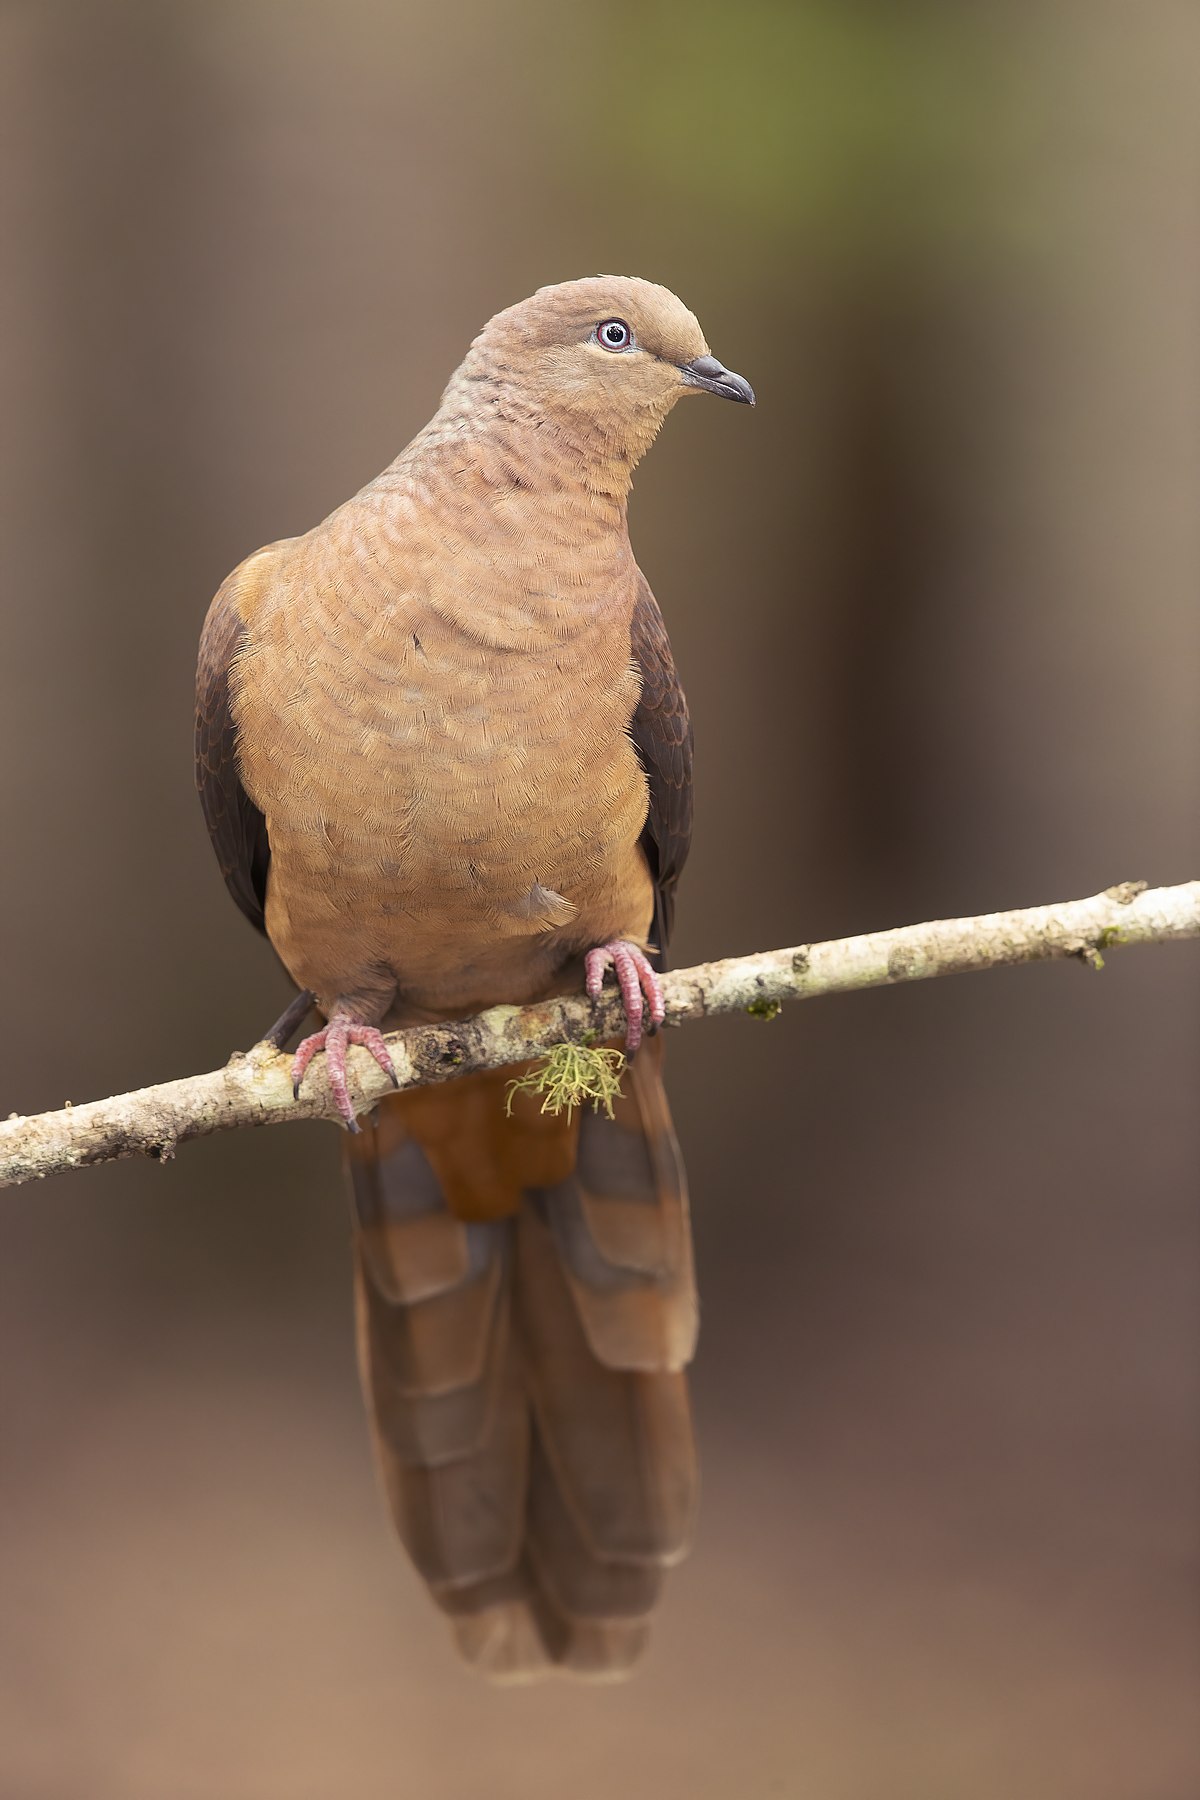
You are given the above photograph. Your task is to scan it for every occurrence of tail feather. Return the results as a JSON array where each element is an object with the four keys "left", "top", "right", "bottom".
[
  {"left": 345, "top": 1037, "right": 697, "bottom": 1681},
  {"left": 548, "top": 1042, "right": 697, "bottom": 1370},
  {"left": 525, "top": 1432, "right": 663, "bottom": 1621},
  {"left": 517, "top": 1195, "right": 696, "bottom": 1565},
  {"left": 359, "top": 1247, "right": 505, "bottom": 1404},
  {"left": 355, "top": 1260, "right": 530, "bottom": 1593},
  {"left": 355, "top": 1247, "right": 519, "bottom": 1479},
  {"left": 440, "top": 1559, "right": 563, "bottom": 1685},
  {"left": 546, "top": 1618, "right": 650, "bottom": 1681},
  {"left": 354, "top": 1134, "right": 483, "bottom": 1302}
]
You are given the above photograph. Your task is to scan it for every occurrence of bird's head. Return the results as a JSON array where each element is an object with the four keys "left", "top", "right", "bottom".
[{"left": 459, "top": 275, "right": 754, "bottom": 474}]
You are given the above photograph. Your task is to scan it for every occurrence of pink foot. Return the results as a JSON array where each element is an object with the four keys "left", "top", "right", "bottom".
[
  {"left": 584, "top": 941, "right": 665, "bottom": 1054},
  {"left": 291, "top": 1018, "right": 398, "bottom": 1130}
]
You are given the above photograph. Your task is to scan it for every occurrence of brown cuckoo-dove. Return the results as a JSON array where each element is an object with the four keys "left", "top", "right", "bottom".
[{"left": 195, "top": 276, "right": 753, "bottom": 1681}]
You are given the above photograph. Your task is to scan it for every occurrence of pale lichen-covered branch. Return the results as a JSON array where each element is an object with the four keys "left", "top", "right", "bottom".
[{"left": 2, "top": 879, "right": 1196, "bottom": 1190}]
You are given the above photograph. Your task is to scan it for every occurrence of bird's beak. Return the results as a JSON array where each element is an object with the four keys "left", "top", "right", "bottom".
[{"left": 679, "top": 354, "right": 755, "bottom": 406}]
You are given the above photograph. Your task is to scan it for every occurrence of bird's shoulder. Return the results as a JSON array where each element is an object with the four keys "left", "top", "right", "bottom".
[
  {"left": 198, "top": 539, "right": 294, "bottom": 654},
  {"left": 195, "top": 543, "right": 294, "bottom": 935}
]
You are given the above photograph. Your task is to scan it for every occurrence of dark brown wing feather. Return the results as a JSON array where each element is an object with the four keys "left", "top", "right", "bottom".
[
  {"left": 629, "top": 573, "right": 693, "bottom": 964},
  {"left": 195, "top": 571, "right": 270, "bottom": 934}
]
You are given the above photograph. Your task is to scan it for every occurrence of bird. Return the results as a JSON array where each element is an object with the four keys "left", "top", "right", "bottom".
[{"left": 195, "top": 276, "right": 754, "bottom": 1682}]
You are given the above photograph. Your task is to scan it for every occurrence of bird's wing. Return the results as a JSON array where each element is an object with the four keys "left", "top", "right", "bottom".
[
  {"left": 629, "top": 571, "right": 693, "bottom": 965},
  {"left": 194, "top": 554, "right": 276, "bottom": 935}
]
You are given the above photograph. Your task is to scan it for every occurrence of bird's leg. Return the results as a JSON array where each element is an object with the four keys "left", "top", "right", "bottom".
[
  {"left": 584, "top": 942, "right": 665, "bottom": 1054},
  {"left": 259, "top": 988, "right": 317, "bottom": 1051},
  {"left": 291, "top": 1010, "right": 399, "bottom": 1131}
]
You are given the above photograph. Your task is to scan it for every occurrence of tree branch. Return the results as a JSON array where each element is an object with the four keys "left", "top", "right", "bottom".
[{"left": 2, "top": 879, "right": 1196, "bottom": 1190}]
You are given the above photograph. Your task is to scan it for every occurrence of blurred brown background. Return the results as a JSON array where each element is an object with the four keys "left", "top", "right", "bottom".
[{"left": 1, "top": 2, "right": 1197, "bottom": 1795}]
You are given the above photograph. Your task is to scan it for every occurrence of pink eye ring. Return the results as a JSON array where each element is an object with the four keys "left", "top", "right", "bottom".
[{"left": 595, "top": 318, "right": 633, "bottom": 351}]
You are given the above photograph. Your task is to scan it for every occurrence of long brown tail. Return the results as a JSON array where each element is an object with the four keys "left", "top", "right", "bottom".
[{"left": 344, "top": 1037, "right": 698, "bottom": 1683}]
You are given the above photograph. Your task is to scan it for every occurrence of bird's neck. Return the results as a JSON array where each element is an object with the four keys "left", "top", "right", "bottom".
[
  {"left": 359, "top": 412, "right": 640, "bottom": 652},
  {"left": 413, "top": 366, "right": 664, "bottom": 502}
]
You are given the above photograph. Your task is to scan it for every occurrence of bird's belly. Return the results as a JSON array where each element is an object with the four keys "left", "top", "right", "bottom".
[{"left": 247, "top": 674, "right": 653, "bottom": 1015}]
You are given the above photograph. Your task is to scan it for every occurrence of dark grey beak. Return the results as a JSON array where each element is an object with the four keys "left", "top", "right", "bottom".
[{"left": 680, "top": 354, "right": 755, "bottom": 406}]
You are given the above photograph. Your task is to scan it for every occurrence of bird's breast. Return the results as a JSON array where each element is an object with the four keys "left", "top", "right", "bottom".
[{"left": 231, "top": 537, "right": 650, "bottom": 962}]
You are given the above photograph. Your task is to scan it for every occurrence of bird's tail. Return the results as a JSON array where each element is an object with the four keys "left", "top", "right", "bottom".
[{"left": 343, "top": 1035, "right": 698, "bottom": 1683}]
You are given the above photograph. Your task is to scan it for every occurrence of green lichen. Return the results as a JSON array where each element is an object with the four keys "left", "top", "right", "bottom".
[
  {"left": 505, "top": 1042, "right": 626, "bottom": 1121},
  {"left": 745, "top": 997, "right": 783, "bottom": 1021}
]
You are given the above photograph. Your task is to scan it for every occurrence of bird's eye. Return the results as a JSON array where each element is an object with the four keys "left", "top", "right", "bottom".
[{"left": 595, "top": 318, "right": 632, "bottom": 351}]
